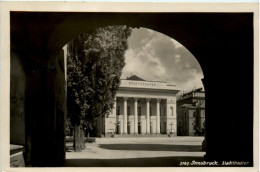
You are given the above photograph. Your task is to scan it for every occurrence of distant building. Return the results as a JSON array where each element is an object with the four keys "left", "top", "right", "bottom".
[
  {"left": 177, "top": 88, "right": 205, "bottom": 136},
  {"left": 96, "top": 75, "right": 179, "bottom": 137}
]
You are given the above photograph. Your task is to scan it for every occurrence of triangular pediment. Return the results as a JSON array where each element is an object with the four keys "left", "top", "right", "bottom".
[{"left": 126, "top": 75, "right": 145, "bottom": 81}]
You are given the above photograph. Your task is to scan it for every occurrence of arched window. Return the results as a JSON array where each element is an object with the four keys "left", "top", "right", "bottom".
[{"left": 170, "top": 106, "right": 174, "bottom": 116}]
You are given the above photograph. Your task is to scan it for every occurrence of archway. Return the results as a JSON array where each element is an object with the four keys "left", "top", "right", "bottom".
[{"left": 10, "top": 12, "right": 253, "bottom": 166}]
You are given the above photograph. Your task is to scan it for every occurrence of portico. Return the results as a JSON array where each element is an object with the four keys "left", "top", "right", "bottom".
[{"left": 98, "top": 75, "right": 179, "bottom": 136}]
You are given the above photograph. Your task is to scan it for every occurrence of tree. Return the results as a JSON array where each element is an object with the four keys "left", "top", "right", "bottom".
[{"left": 67, "top": 25, "right": 131, "bottom": 151}]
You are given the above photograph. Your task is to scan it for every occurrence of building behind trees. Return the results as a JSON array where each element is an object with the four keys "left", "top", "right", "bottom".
[{"left": 177, "top": 88, "right": 205, "bottom": 136}]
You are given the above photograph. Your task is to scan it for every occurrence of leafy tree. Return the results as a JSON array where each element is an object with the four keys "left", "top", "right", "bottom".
[{"left": 67, "top": 25, "right": 131, "bottom": 151}]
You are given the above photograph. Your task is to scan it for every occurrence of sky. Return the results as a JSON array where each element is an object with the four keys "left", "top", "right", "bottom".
[{"left": 121, "top": 27, "right": 204, "bottom": 93}]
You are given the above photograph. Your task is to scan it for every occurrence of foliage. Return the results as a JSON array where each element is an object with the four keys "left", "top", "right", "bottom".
[{"left": 67, "top": 25, "right": 132, "bottom": 132}]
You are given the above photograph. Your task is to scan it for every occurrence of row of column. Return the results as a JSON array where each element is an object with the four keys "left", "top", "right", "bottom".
[{"left": 114, "top": 97, "right": 161, "bottom": 134}]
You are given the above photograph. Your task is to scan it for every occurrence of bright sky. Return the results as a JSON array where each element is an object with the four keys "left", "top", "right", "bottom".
[{"left": 121, "top": 27, "right": 204, "bottom": 92}]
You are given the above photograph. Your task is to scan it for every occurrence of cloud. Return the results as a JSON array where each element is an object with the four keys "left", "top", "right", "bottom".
[{"left": 122, "top": 28, "right": 204, "bottom": 92}]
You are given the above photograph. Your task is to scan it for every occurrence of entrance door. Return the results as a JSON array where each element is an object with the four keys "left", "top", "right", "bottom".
[
  {"left": 138, "top": 122, "right": 141, "bottom": 134},
  {"left": 150, "top": 122, "right": 152, "bottom": 134},
  {"left": 127, "top": 122, "right": 130, "bottom": 134},
  {"left": 116, "top": 123, "right": 120, "bottom": 134}
]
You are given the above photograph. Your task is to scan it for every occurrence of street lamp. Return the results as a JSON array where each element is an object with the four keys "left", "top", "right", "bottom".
[
  {"left": 170, "top": 122, "right": 173, "bottom": 134},
  {"left": 113, "top": 122, "right": 117, "bottom": 135}
]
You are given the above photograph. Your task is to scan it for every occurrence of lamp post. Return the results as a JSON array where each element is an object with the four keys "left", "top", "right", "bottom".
[
  {"left": 170, "top": 122, "right": 173, "bottom": 134},
  {"left": 113, "top": 122, "right": 117, "bottom": 135}
]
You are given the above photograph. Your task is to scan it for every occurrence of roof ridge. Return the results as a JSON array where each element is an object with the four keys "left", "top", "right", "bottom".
[{"left": 126, "top": 75, "right": 145, "bottom": 81}]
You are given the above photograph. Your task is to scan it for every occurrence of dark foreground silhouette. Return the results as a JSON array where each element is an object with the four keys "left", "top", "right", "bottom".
[{"left": 65, "top": 156, "right": 204, "bottom": 167}]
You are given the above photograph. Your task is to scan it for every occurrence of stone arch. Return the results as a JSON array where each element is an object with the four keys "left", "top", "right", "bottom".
[{"left": 10, "top": 12, "right": 253, "bottom": 166}]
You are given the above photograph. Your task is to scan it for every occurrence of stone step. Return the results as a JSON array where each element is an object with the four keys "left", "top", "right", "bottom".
[{"left": 103, "top": 134, "right": 170, "bottom": 138}]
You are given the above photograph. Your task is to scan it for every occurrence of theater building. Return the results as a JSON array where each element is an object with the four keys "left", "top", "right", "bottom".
[{"left": 96, "top": 75, "right": 180, "bottom": 136}]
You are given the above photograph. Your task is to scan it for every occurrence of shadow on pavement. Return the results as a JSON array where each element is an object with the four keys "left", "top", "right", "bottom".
[
  {"left": 64, "top": 156, "right": 204, "bottom": 167},
  {"left": 99, "top": 144, "right": 202, "bottom": 152},
  {"left": 66, "top": 146, "right": 74, "bottom": 152}
]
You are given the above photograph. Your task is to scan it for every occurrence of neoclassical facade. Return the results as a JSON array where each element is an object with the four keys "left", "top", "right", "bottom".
[{"left": 97, "top": 75, "right": 179, "bottom": 136}]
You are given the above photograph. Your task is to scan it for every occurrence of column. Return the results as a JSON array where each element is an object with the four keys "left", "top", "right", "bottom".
[
  {"left": 146, "top": 98, "right": 150, "bottom": 134},
  {"left": 123, "top": 97, "right": 128, "bottom": 134},
  {"left": 156, "top": 98, "right": 161, "bottom": 134},
  {"left": 134, "top": 98, "right": 138, "bottom": 134}
]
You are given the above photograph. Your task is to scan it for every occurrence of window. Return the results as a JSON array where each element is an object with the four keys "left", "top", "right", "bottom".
[
  {"left": 170, "top": 106, "right": 174, "bottom": 116},
  {"left": 127, "top": 106, "right": 130, "bottom": 115},
  {"left": 164, "top": 107, "right": 166, "bottom": 116},
  {"left": 150, "top": 107, "right": 152, "bottom": 116},
  {"left": 117, "top": 106, "right": 120, "bottom": 115},
  {"left": 138, "top": 107, "right": 141, "bottom": 116},
  {"left": 201, "top": 110, "right": 205, "bottom": 117}
]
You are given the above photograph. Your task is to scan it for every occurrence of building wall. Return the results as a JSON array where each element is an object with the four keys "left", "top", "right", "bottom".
[
  {"left": 177, "top": 89, "right": 205, "bottom": 136},
  {"left": 166, "top": 98, "right": 177, "bottom": 135},
  {"left": 128, "top": 115, "right": 134, "bottom": 133},
  {"left": 139, "top": 117, "right": 146, "bottom": 134},
  {"left": 150, "top": 116, "right": 156, "bottom": 134},
  {"left": 117, "top": 89, "right": 177, "bottom": 100},
  {"left": 10, "top": 50, "right": 26, "bottom": 145},
  {"left": 117, "top": 115, "right": 123, "bottom": 134},
  {"left": 117, "top": 102, "right": 124, "bottom": 115},
  {"left": 177, "top": 105, "right": 183, "bottom": 135},
  {"left": 104, "top": 116, "right": 116, "bottom": 134},
  {"left": 188, "top": 109, "right": 196, "bottom": 135},
  {"left": 194, "top": 92, "right": 205, "bottom": 98},
  {"left": 200, "top": 109, "right": 205, "bottom": 128},
  {"left": 177, "top": 107, "right": 193, "bottom": 136},
  {"left": 178, "top": 107, "right": 205, "bottom": 136}
]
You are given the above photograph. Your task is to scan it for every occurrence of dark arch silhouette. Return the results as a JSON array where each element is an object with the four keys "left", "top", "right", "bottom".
[{"left": 10, "top": 12, "right": 253, "bottom": 167}]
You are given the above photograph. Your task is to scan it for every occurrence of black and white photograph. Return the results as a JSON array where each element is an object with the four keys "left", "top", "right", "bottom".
[{"left": 0, "top": 1, "right": 258, "bottom": 171}]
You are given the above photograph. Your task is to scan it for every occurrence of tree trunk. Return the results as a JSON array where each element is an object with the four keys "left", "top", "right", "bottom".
[{"left": 73, "top": 124, "right": 85, "bottom": 151}]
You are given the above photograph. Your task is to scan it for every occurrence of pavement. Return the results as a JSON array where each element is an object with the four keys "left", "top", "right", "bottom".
[{"left": 65, "top": 136, "right": 205, "bottom": 167}]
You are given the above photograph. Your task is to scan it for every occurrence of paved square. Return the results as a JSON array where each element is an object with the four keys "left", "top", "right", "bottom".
[{"left": 65, "top": 136, "right": 205, "bottom": 167}]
